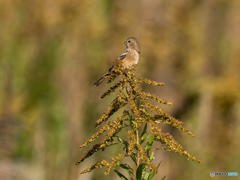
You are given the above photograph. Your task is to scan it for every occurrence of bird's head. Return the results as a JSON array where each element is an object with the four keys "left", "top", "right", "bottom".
[{"left": 124, "top": 37, "right": 141, "bottom": 54}]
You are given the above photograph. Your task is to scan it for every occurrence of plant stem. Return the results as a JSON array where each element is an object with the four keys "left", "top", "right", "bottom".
[{"left": 136, "top": 128, "right": 140, "bottom": 166}]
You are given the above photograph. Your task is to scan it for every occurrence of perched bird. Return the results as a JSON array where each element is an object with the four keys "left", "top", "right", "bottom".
[{"left": 94, "top": 37, "right": 140, "bottom": 86}]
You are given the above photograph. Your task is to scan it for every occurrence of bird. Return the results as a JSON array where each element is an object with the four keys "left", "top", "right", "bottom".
[{"left": 94, "top": 37, "right": 140, "bottom": 86}]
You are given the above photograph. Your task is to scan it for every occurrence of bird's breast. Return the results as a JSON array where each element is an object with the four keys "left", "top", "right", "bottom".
[{"left": 122, "top": 50, "right": 139, "bottom": 68}]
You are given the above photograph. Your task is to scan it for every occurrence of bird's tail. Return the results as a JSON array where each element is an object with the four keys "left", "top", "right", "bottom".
[
  {"left": 94, "top": 72, "right": 111, "bottom": 86},
  {"left": 94, "top": 66, "right": 114, "bottom": 86},
  {"left": 94, "top": 76, "right": 104, "bottom": 86}
]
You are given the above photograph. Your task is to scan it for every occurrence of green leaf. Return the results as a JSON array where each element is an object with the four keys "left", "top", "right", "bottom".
[
  {"left": 131, "top": 121, "right": 138, "bottom": 128},
  {"left": 146, "top": 161, "right": 162, "bottom": 180},
  {"left": 140, "top": 123, "right": 148, "bottom": 137},
  {"left": 147, "top": 172, "right": 155, "bottom": 180},
  {"left": 119, "top": 163, "right": 134, "bottom": 175},
  {"left": 130, "top": 154, "right": 137, "bottom": 165},
  {"left": 114, "top": 170, "right": 128, "bottom": 180},
  {"left": 144, "top": 172, "right": 150, "bottom": 179},
  {"left": 145, "top": 135, "right": 155, "bottom": 152},
  {"left": 140, "top": 134, "right": 147, "bottom": 144},
  {"left": 136, "top": 164, "right": 145, "bottom": 180},
  {"left": 149, "top": 161, "right": 162, "bottom": 179},
  {"left": 140, "top": 123, "right": 148, "bottom": 144},
  {"left": 146, "top": 168, "right": 158, "bottom": 180},
  {"left": 149, "top": 152, "right": 155, "bottom": 161},
  {"left": 117, "top": 136, "right": 124, "bottom": 143}
]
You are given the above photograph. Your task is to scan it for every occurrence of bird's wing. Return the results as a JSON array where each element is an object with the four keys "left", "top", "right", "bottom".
[
  {"left": 117, "top": 52, "right": 127, "bottom": 61},
  {"left": 107, "top": 52, "right": 127, "bottom": 72}
]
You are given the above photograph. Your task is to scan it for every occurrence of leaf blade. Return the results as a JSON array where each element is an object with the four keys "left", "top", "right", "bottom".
[
  {"left": 136, "top": 164, "right": 145, "bottom": 180},
  {"left": 114, "top": 170, "right": 128, "bottom": 180}
]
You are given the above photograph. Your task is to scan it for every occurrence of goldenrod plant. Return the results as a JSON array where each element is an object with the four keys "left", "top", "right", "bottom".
[{"left": 77, "top": 65, "right": 200, "bottom": 180}]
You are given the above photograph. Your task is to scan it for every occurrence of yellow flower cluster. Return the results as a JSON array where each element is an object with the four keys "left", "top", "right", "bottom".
[
  {"left": 96, "top": 95, "right": 127, "bottom": 126},
  {"left": 137, "top": 144, "right": 148, "bottom": 164},
  {"left": 80, "top": 116, "right": 125, "bottom": 149},
  {"left": 150, "top": 122, "right": 200, "bottom": 163},
  {"left": 77, "top": 65, "right": 200, "bottom": 176},
  {"left": 127, "top": 130, "right": 136, "bottom": 155},
  {"left": 137, "top": 78, "right": 165, "bottom": 86},
  {"left": 139, "top": 91, "right": 173, "bottom": 105},
  {"left": 104, "top": 154, "right": 124, "bottom": 175},
  {"left": 145, "top": 102, "right": 195, "bottom": 136},
  {"left": 100, "top": 80, "right": 125, "bottom": 99},
  {"left": 80, "top": 160, "right": 109, "bottom": 174}
]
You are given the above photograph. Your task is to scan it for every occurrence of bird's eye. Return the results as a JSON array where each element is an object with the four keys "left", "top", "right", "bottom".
[{"left": 127, "top": 40, "right": 131, "bottom": 43}]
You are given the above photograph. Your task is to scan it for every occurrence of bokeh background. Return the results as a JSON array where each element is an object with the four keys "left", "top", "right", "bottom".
[{"left": 0, "top": 0, "right": 240, "bottom": 179}]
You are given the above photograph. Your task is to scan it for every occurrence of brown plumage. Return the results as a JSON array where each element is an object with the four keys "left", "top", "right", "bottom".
[{"left": 94, "top": 37, "right": 140, "bottom": 86}]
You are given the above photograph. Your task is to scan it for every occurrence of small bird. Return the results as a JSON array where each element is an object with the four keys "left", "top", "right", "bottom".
[{"left": 94, "top": 37, "right": 140, "bottom": 86}]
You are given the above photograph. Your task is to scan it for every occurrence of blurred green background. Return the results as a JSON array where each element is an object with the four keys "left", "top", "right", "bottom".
[{"left": 0, "top": 0, "right": 240, "bottom": 179}]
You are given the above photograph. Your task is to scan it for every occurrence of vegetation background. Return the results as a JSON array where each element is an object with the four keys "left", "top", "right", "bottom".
[{"left": 0, "top": 0, "right": 239, "bottom": 179}]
